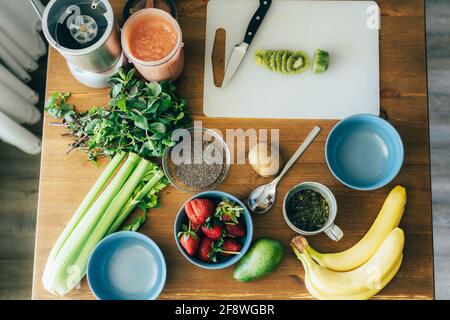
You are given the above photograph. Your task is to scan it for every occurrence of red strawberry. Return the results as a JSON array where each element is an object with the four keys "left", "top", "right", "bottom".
[
  {"left": 225, "top": 223, "right": 246, "bottom": 238},
  {"left": 191, "top": 221, "right": 202, "bottom": 232},
  {"left": 221, "top": 239, "right": 242, "bottom": 256},
  {"left": 178, "top": 223, "right": 199, "bottom": 256},
  {"left": 185, "top": 198, "right": 215, "bottom": 226},
  {"left": 214, "top": 198, "right": 244, "bottom": 223},
  {"left": 201, "top": 218, "right": 223, "bottom": 240},
  {"left": 197, "top": 237, "right": 215, "bottom": 262}
]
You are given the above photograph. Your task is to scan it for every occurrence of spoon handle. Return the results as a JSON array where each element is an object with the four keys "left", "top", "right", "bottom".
[{"left": 274, "top": 126, "right": 321, "bottom": 185}]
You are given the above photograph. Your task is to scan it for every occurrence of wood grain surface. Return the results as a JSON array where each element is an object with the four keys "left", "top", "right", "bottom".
[{"left": 31, "top": 0, "right": 434, "bottom": 300}]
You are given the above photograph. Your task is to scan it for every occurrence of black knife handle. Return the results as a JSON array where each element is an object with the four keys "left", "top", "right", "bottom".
[{"left": 243, "top": 0, "right": 272, "bottom": 45}]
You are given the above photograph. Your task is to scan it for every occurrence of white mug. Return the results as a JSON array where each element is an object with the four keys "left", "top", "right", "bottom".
[{"left": 283, "top": 182, "right": 344, "bottom": 241}]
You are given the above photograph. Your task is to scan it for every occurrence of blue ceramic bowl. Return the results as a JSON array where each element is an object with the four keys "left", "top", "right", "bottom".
[
  {"left": 174, "top": 191, "right": 253, "bottom": 269},
  {"left": 87, "top": 231, "right": 166, "bottom": 300},
  {"left": 326, "top": 114, "right": 404, "bottom": 191}
]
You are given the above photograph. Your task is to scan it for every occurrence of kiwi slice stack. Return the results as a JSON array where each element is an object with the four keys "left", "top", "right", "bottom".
[
  {"left": 254, "top": 50, "right": 309, "bottom": 75},
  {"left": 255, "top": 48, "right": 330, "bottom": 75}
]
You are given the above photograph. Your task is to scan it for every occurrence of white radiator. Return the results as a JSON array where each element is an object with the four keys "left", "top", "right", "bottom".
[{"left": 0, "top": 0, "right": 45, "bottom": 155}]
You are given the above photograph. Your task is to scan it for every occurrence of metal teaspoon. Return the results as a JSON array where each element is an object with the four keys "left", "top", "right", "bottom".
[{"left": 247, "top": 126, "right": 321, "bottom": 214}]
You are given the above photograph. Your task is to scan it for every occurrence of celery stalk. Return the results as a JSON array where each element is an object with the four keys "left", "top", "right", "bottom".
[
  {"left": 43, "top": 153, "right": 140, "bottom": 295},
  {"left": 70, "top": 158, "right": 151, "bottom": 280},
  {"left": 107, "top": 167, "right": 165, "bottom": 235},
  {"left": 42, "top": 152, "right": 125, "bottom": 285}
]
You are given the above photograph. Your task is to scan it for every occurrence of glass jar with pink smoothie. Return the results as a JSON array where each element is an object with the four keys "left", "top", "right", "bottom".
[{"left": 122, "top": 8, "right": 184, "bottom": 82}]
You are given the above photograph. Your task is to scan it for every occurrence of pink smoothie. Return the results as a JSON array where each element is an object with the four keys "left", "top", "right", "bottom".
[
  {"left": 129, "top": 16, "right": 177, "bottom": 61},
  {"left": 122, "top": 9, "right": 184, "bottom": 82}
]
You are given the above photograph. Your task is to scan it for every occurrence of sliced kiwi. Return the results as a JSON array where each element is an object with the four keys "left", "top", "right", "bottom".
[
  {"left": 287, "top": 51, "right": 309, "bottom": 74},
  {"left": 312, "top": 49, "right": 329, "bottom": 74},
  {"left": 281, "top": 51, "right": 291, "bottom": 74},
  {"left": 254, "top": 50, "right": 265, "bottom": 66},
  {"left": 262, "top": 50, "right": 274, "bottom": 69},
  {"left": 286, "top": 55, "right": 296, "bottom": 74},
  {"left": 275, "top": 50, "right": 285, "bottom": 73},
  {"left": 270, "top": 51, "right": 278, "bottom": 71},
  {"left": 255, "top": 49, "right": 309, "bottom": 75}
]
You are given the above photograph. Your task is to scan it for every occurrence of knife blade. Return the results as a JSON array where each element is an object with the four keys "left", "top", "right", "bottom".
[{"left": 222, "top": 0, "right": 272, "bottom": 87}]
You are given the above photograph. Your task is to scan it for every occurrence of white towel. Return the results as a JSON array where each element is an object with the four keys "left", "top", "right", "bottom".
[
  {"left": 0, "top": 111, "right": 41, "bottom": 155},
  {"left": 0, "top": 81, "right": 41, "bottom": 125},
  {"left": 0, "top": 63, "right": 39, "bottom": 105}
]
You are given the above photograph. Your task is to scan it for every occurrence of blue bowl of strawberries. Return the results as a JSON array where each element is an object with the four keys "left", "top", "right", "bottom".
[{"left": 174, "top": 191, "right": 253, "bottom": 269}]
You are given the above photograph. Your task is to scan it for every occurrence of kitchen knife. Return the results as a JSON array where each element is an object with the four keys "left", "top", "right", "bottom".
[{"left": 221, "top": 0, "right": 272, "bottom": 87}]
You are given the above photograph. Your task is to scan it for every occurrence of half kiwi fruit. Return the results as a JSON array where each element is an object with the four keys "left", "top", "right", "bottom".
[{"left": 312, "top": 49, "right": 330, "bottom": 74}]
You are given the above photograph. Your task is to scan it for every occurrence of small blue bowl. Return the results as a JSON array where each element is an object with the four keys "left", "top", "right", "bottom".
[
  {"left": 87, "top": 231, "right": 166, "bottom": 300},
  {"left": 326, "top": 114, "right": 404, "bottom": 191},
  {"left": 174, "top": 191, "right": 253, "bottom": 269}
]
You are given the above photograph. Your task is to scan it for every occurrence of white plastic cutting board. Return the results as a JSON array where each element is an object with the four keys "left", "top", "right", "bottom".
[{"left": 203, "top": 0, "right": 380, "bottom": 119}]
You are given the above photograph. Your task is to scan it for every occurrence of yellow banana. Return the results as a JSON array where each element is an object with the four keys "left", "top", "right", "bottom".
[
  {"left": 307, "top": 185, "right": 407, "bottom": 271},
  {"left": 304, "top": 254, "right": 403, "bottom": 300},
  {"left": 292, "top": 228, "right": 404, "bottom": 297}
]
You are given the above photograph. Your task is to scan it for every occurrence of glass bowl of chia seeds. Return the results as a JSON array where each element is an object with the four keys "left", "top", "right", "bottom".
[{"left": 162, "top": 127, "right": 231, "bottom": 193}]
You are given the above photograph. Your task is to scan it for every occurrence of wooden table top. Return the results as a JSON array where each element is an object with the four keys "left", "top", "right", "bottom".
[{"left": 32, "top": 0, "right": 434, "bottom": 300}]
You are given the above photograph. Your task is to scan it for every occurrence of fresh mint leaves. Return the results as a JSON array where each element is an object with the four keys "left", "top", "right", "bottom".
[{"left": 45, "top": 68, "right": 190, "bottom": 163}]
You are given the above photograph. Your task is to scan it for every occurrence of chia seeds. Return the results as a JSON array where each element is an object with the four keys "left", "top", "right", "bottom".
[{"left": 174, "top": 141, "right": 225, "bottom": 189}]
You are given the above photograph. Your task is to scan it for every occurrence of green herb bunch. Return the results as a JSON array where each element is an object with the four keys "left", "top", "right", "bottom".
[{"left": 45, "top": 68, "right": 190, "bottom": 163}]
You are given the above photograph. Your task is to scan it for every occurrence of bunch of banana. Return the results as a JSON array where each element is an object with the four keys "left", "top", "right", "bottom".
[{"left": 291, "top": 185, "right": 407, "bottom": 300}]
